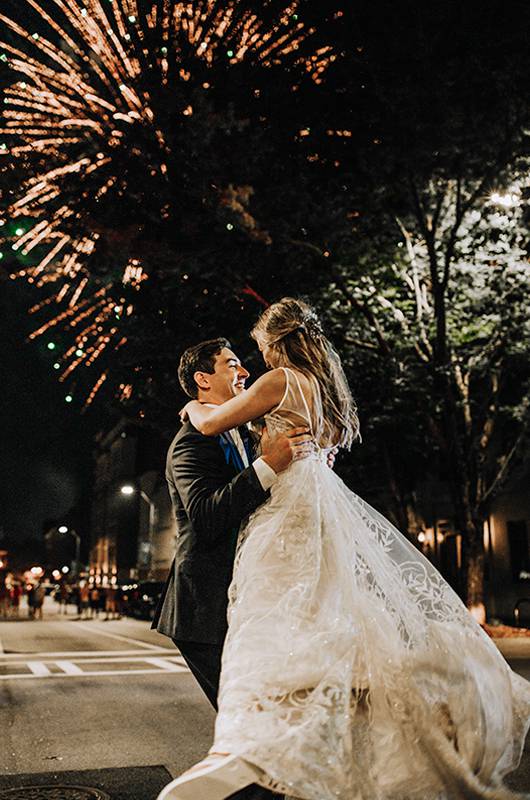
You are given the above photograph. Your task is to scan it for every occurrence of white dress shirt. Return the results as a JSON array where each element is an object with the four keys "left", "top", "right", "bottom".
[{"left": 229, "top": 426, "right": 277, "bottom": 491}]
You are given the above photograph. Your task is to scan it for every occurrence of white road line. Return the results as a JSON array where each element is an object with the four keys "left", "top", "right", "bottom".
[
  {"left": 71, "top": 622, "right": 164, "bottom": 650},
  {"left": 0, "top": 652, "right": 190, "bottom": 681},
  {"left": 52, "top": 655, "right": 188, "bottom": 666},
  {"left": 165, "top": 656, "right": 188, "bottom": 667},
  {"left": 55, "top": 660, "right": 84, "bottom": 675},
  {"left": 26, "top": 661, "right": 51, "bottom": 676},
  {"left": 144, "top": 657, "right": 187, "bottom": 672},
  {"left": 0, "top": 648, "right": 174, "bottom": 660},
  {"left": 0, "top": 654, "right": 187, "bottom": 667},
  {"left": 0, "top": 668, "right": 186, "bottom": 681}
]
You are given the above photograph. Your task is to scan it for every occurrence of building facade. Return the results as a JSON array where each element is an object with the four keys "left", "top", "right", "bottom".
[
  {"left": 487, "top": 472, "right": 530, "bottom": 624},
  {"left": 89, "top": 420, "right": 173, "bottom": 586},
  {"left": 90, "top": 420, "right": 529, "bottom": 620},
  {"left": 402, "top": 472, "right": 530, "bottom": 625}
]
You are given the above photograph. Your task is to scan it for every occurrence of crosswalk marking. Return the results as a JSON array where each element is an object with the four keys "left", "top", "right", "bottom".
[
  {"left": 0, "top": 652, "right": 190, "bottom": 681},
  {"left": 56, "top": 660, "right": 84, "bottom": 675},
  {"left": 27, "top": 661, "right": 51, "bottom": 676},
  {"left": 0, "top": 647, "right": 174, "bottom": 660},
  {"left": 144, "top": 657, "right": 186, "bottom": 672}
]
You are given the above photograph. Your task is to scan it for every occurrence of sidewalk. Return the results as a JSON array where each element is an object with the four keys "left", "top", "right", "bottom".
[
  {"left": 492, "top": 635, "right": 530, "bottom": 661},
  {"left": 0, "top": 596, "right": 79, "bottom": 622}
]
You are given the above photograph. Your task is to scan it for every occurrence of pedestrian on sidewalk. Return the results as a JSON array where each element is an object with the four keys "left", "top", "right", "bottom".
[
  {"left": 104, "top": 585, "right": 120, "bottom": 620},
  {"left": 98, "top": 586, "right": 106, "bottom": 617},
  {"left": 0, "top": 578, "right": 9, "bottom": 619},
  {"left": 89, "top": 586, "right": 100, "bottom": 618},
  {"left": 79, "top": 581, "right": 90, "bottom": 618},
  {"left": 58, "top": 582, "right": 70, "bottom": 615},
  {"left": 32, "top": 581, "right": 46, "bottom": 620},
  {"left": 10, "top": 582, "right": 22, "bottom": 618},
  {"left": 26, "top": 584, "right": 35, "bottom": 618}
]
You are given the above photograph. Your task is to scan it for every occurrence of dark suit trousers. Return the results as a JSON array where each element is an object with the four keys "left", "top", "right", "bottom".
[
  {"left": 173, "top": 639, "right": 281, "bottom": 800},
  {"left": 174, "top": 639, "right": 222, "bottom": 710}
]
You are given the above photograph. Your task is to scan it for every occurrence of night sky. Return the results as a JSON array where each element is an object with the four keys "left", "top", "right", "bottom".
[
  {"left": 1, "top": 0, "right": 529, "bottom": 566},
  {"left": 0, "top": 279, "right": 103, "bottom": 544}
]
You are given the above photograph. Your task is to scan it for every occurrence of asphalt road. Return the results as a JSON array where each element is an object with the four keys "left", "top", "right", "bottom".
[
  {"left": 0, "top": 598, "right": 214, "bottom": 781},
  {"left": 0, "top": 597, "right": 529, "bottom": 797}
]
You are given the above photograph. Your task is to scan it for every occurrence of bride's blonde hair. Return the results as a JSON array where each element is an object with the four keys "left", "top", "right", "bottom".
[{"left": 251, "top": 297, "right": 360, "bottom": 449}]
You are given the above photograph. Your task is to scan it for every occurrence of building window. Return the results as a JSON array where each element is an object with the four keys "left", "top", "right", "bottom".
[{"left": 507, "top": 521, "right": 530, "bottom": 582}]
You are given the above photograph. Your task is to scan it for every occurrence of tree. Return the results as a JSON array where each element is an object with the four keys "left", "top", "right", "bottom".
[
  {"left": 281, "top": 2, "right": 530, "bottom": 615},
  {"left": 320, "top": 179, "right": 530, "bottom": 618}
]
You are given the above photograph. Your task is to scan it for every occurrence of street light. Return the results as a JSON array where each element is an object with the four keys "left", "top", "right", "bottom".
[
  {"left": 489, "top": 190, "right": 520, "bottom": 208},
  {"left": 57, "top": 525, "right": 80, "bottom": 577},
  {"left": 120, "top": 484, "right": 156, "bottom": 579}
]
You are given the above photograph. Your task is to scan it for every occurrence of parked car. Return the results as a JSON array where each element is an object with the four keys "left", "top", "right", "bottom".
[{"left": 125, "top": 581, "right": 164, "bottom": 620}]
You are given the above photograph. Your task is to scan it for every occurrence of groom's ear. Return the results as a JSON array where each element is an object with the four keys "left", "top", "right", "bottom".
[{"left": 194, "top": 370, "right": 211, "bottom": 391}]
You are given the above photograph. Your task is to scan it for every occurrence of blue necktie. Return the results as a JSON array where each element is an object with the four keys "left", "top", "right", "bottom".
[{"left": 219, "top": 433, "right": 245, "bottom": 472}]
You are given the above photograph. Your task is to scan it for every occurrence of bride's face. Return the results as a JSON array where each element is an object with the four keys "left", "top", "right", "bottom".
[{"left": 257, "top": 337, "right": 279, "bottom": 369}]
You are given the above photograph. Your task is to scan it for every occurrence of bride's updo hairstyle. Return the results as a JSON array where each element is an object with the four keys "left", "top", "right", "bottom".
[{"left": 251, "top": 297, "right": 360, "bottom": 449}]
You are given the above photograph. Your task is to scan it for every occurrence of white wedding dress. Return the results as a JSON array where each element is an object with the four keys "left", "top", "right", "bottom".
[{"left": 213, "top": 367, "right": 530, "bottom": 800}]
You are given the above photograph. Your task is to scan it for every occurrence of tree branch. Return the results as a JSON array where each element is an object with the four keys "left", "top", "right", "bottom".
[
  {"left": 286, "top": 237, "right": 393, "bottom": 357},
  {"left": 442, "top": 176, "right": 462, "bottom": 289},
  {"left": 344, "top": 337, "right": 380, "bottom": 352},
  {"left": 481, "top": 420, "right": 528, "bottom": 507},
  {"left": 395, "top": 216, "right": 433, "bottom": 360}
]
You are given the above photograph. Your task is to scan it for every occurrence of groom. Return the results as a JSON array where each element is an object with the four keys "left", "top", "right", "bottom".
[{"left": 153, "top": 337, "right": 310, "bottom": 797}]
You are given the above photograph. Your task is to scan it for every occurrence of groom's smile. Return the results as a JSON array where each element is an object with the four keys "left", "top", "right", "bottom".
[{"left": 194, "top": 347, "right": 250, "bottom": 405}]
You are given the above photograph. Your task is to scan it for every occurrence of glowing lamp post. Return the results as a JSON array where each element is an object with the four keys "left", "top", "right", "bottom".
[
  {"left": 120, "top": 484, "right": 156, "bottom": 579},
  {"left": 57, "top": 525, "right": 80, "bottom": 577}
]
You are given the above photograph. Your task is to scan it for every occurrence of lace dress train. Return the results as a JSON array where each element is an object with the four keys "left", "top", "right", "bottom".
[{"left": 212, "top": 368, "right": 530, "bottom": 800}]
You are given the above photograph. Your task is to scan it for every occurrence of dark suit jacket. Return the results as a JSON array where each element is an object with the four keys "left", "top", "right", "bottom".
[{"left": 152, "top": 421, "right": 268, "bottom": 644}]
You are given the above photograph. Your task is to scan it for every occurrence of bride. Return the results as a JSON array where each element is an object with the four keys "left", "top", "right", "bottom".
[{"left": 157, "top": 297, "right": 530, "bottom": 800}]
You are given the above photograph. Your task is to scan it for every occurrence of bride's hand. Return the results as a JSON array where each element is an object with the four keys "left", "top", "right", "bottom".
[
  {"left": 179, "top": 400, "right": 200, "bottom": 423},
  {"left": 327, "top": 446, "right": 339, "bottom": 469}
]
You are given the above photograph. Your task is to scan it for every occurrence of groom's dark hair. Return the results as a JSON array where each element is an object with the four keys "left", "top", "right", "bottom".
[{"left": 178, "top": 337, "right": 231, "bottom": 398}]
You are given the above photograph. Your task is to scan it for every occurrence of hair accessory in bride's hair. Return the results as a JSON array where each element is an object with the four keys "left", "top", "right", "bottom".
[
  {"left": 301, "top": 310, "right": 324, "bottom": 339},
  {"left": 271, "top": 314, "right": 323, "bottom": 343}
]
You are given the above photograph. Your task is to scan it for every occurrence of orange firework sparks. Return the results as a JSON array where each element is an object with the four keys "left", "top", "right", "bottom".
[{"left": 1, "top": 0, "right": 333, "bottom": 407}]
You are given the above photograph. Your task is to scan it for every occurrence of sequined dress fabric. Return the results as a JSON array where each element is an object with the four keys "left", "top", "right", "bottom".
[{"left": 213, "top": 367, "right": 530, "bottom": 800}]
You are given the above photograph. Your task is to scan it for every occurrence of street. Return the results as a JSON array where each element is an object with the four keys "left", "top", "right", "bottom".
[
  {"left": 0, "top": 597, "right": 214, "bottom": 798},
  {"left": 0, "top": 597, "right": 529, "bottom": 798}
]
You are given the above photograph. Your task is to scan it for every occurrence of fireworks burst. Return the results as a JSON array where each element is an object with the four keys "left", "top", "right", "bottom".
[{"left": 0, "top": 0, "right": 333, "bottom": 409}]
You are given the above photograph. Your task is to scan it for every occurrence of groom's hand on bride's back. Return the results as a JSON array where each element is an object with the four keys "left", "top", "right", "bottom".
[{"left": 260, "top": 427, "right": 312, "bottom": 474}]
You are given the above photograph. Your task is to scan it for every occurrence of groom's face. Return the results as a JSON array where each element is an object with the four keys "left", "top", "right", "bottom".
[{"left": 195, "top": 347, "right": 249, "bottom": 404}]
